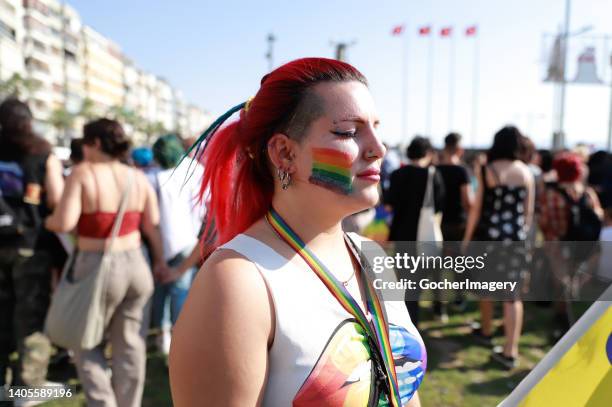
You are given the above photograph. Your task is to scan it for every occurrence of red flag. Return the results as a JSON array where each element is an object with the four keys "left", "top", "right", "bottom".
[
  {"left": 465, "top": 25, "right": 477, "bottom": 36},
  {"left": 391, "top": 24, "right": 405, "bottom": 35},
  {"left": 418, "top": 26, "right": 431, "bottom": 36},
  {"left": 440, "top": 27, "right": 452, "bottom": 37}
]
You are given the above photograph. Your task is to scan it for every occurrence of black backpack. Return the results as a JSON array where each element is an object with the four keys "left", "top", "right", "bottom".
[
  {"left": 554, "top": 186, "right": 602, "bottom": 242},
  {"left": 0, "top": 157, "right": 46, "bottom": 248}
]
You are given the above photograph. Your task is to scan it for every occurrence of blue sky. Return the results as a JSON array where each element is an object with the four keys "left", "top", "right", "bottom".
[{"left": 69, "top": 0, "right": 612, "bottom": 149}]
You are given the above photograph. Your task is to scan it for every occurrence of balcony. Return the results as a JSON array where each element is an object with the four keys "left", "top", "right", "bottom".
[{"left": 27, "top": 67, "right": 50, "bottom": 84}]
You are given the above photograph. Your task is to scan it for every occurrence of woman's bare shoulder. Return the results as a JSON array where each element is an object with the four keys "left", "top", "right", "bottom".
[
  {"left": 170, "top": 238, "right": 273, "bottom": 406},
  {"left": 124, "top": 165, "right": 154, "bottom": 194},
  {"left": 66, "top": 162, "right": 90, "bottom": 181},
  {"left": 196, "top": 244, "right": 269, "bottom": 302}
]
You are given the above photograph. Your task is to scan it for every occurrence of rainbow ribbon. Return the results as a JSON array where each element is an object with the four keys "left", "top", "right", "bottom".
[{"left": 266, "top": 208, "right": 401, "bottom": 407}]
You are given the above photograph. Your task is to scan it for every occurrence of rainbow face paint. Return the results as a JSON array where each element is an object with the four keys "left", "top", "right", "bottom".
[{"left": 309, "top": 147, "right": 353, "bottom": 195}]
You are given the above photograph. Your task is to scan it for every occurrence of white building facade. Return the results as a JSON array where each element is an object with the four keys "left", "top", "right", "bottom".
[{"left": 0, "top": 0, "right": 208, "bottom": 147}]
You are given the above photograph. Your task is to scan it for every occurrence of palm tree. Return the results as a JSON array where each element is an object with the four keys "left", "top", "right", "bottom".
[
  {"left": 107, "top": 105, "right": 139, "bottom": 128},
  {"left": 79, "top": 98, "right": 97, "bottom": 121},
  {"left": 144, "top": 121, "right": 167, "bottom": 144},
  {"left": 49, "top": 107, "right": 75, "bottom": 147},
  {"left": 0, "top": 73, "right": 40, "bottom": 99}
]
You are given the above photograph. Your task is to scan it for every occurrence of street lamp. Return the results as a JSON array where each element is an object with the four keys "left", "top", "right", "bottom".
[
  {"left": 555, "top": 15, "right": 593, "bottom": 149},
  {"left": 265, "top": 33, "right": 275, "bottom": 72},
  {"left": 330, "top": 40, "right": 357, "bottom": 62}
]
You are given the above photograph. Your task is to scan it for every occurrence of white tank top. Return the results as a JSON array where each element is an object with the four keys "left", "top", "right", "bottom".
[{"left": 219, "top": 233, "right": 427, "bottom": 406}]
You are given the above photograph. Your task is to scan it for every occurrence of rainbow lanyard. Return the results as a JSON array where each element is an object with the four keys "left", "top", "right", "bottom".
[{"left": 266, "top": 208, "right": 401, "bottom": 407}]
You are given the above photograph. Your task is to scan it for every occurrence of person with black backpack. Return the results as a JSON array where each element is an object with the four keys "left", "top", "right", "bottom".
[
  {"left": 539, "top": 152, "right": 603, "bottom": 247},
  {"left": 538, "top": 152, "right": 603, "bottom": 339},
  {"left": 0, "top": 98, "right": 65, "bottom": 387}
]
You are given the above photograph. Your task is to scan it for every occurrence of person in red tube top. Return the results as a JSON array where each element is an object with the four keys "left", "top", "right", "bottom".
[{"left": 46, "top": 118, "right": 167, "bottom": 407}]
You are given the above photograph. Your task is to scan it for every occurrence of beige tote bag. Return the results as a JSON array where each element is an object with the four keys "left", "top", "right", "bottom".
[
  {"left": 417, "top": 166, "right": 443, "bottom": 255},
  {"left": 45, "top": 169, "right": 133, "bottom": 350}
]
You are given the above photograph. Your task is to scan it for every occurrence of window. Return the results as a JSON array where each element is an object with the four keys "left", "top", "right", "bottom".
[
  {"left": 25, "top": 57, "right": 50, "bottom": 73},
  {"left": 23, "top": 0, "right": 49, "bottom": 15},
  {"left": 64, "top": 49, "right": 76, "bottom": 61},
  {"left": 0, "top": 19, "right": 16, "bottom": 40},
  {"left": 32, "top": 39, "right": 46, "bottom": 51},
  {"left": 64, "top": 33, "right": 78, "bottom": 48},
  {"left": 24, "top": 15, "right": 49, "bottom": 33}
]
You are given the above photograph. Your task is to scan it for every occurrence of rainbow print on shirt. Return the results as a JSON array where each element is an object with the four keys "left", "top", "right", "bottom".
[
  {"left": 293, "top": 320, "right": 426, "bottom": 407},
  {"left": 309, "top": 147, "right": 353, "bottom": 195}
]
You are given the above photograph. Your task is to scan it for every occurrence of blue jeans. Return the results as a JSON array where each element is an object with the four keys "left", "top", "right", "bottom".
[{"left": 151, "top": 251, "right": 195, "bottom": 328}]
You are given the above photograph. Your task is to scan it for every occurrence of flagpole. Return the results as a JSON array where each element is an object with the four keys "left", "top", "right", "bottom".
[
  {"left": 607, "top": 51, "right": 612, "bottom": 151},
  {"left": 471, "top": 29, "right": 480, "bottom": 148},
  {"left": 557, "top": 0, "right": 571, "bottom": 149},
  {"left": 448, "top": 30, "right": 456, "bottom": 134},
  {"left": 426, "top": 30, "right": 434, "bottom": 138},
  {"left": 402, "top": 25, "right": 409, "bottom": 142}
]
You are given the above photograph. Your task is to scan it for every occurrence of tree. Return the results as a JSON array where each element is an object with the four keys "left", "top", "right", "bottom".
[
  {"left": 49, "top": 107, "right": 75, "bottom": 147},
  {"left": 107, "top": 105, "right": 139, "bottom": 128},
  {"left": 144, "top": 121, "right": 167, "bottom": 144},
  {"left": 0, "top": 73, "right": 40, "bottom": 99},
  {"left": 79, "top": 98, "right": 97, "bottom": 121}
]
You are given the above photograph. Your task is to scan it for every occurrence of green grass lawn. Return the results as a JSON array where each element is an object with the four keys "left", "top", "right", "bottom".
[
  {"left": 40, "top": 301, "right": 590, "bottom": 407},
  {"left": 42, "top": 350, "right": 171, "bottom": 407}
]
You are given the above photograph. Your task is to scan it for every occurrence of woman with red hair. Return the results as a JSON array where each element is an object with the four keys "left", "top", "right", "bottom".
[
  {"left": 538, "top": 152, "right": 603, "bottom": 340},
  {"left": 539, "top": 152, "right": 603, "bottom": 241},
  {"left": 169, "top": 58, "right": 426, "bottom": 406}
]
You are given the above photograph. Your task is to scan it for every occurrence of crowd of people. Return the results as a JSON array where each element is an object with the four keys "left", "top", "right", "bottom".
[
  {"left": 0, "top": 56, "right": 611, "bottom": 406},
  {"left": 0, "top": 98, "right": 204, "bottom": 406},
  {"left": 382, "top": 126, "right": 611, "bottom": 369}
]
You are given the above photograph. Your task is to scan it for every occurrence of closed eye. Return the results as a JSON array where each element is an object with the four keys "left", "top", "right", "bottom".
[{"left": 332, "top": 130, "right": 357, "bottom": 138}]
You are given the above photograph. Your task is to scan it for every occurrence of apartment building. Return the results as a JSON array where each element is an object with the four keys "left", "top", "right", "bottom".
[
  {"left": 82, "top": 25, "right": 124, "bottom": 114},
  {"left": 186, "top": 103, "right": 212, "bottom": 139},
  {"left": 0, "top": 0, "right": 25, "bottom": 81},
  {"left": 21, "top": 0, "right": 59, "bottom": 130},
  {"left": 61, "top": 3, "right": 84, "bottom": 116},
  {"left": 0, "top": 0, "right": 208, "bottom": 146},
  {"left": 173, "top": 88, "right": 188, "bottom": 136}
]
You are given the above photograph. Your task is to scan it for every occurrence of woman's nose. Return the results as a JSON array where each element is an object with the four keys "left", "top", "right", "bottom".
[{"left": 363, "top": 128, "right": 386, "bottom": 160}]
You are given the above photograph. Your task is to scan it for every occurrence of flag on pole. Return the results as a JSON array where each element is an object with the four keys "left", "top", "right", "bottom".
[
  {"left": 391, "top": 24, "right": 405, "bottom": 36},
  {"left": 500, "top": 286, "right": 612, "bottom": 407},
  {"left": 418, "top": 26, "right": 431, "bottom": 36},
  {"left": 466, "top": 25, "right": 477, "bottom": 36},
  {"left": 440, "top": 27, "right": 453, "bottom": 37}
]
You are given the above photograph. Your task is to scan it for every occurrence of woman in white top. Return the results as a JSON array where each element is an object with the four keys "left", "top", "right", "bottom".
[{"left": 170, "top": 58, "right": 426, "bottom": 406}]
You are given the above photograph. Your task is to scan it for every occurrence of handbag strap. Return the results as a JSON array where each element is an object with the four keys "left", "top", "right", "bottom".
[
  {"left": 106, "top": 168, "right": 134, "bottom": 253},
  {"left": 423, "top": 166, "right": 435, "bottom": 208}
]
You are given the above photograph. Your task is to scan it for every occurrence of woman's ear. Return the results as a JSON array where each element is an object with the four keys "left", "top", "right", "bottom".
[{"left": 267, "top": 133, "right": 297, "bottom": 172}]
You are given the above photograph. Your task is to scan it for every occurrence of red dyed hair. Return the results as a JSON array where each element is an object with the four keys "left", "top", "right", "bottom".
[
  {"left": 553, "top": 152, "right": 584, "bottom": 183},
  {"left": 200, "top": 58, "right": 367, "bottom": 246}
]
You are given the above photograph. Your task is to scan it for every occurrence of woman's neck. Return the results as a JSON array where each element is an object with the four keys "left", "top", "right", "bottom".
[
  {"left": 441, "top": 153, "right": 461, "bottom": 165},
  {"left": 411, "top": 158, "right": 430, "bottom": 168},
  {"left": 90, "top": 154, "right": 115, "bottom": 163},
  {"left": 270, "top": 194, "right": 346, "bottom": 251}
]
